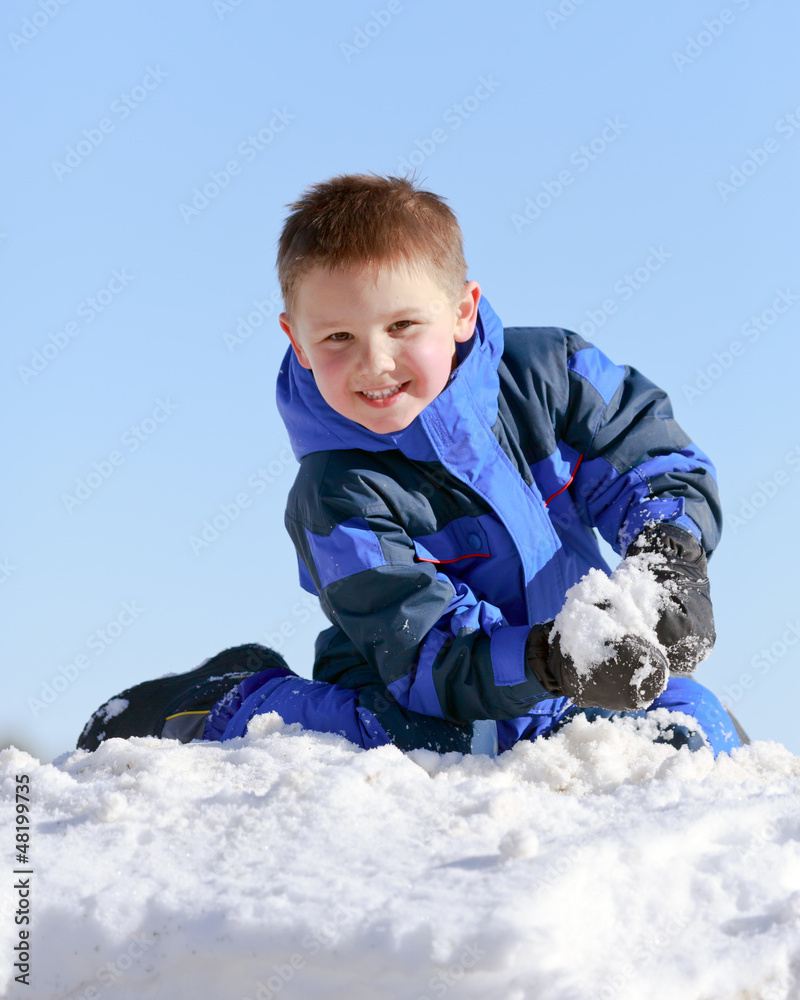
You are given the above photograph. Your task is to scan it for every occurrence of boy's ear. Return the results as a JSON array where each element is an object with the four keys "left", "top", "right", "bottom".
[
  {"left": 453, "top": 281, "right": 482, "bottom": 342},
  {"left": 279, "top": 313, "right": 313, "bottom": 370}
]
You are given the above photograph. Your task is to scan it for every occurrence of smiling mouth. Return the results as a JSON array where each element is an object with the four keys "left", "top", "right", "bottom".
[{"left": 358, "top": 384, "right": 405, "bottom": 401}]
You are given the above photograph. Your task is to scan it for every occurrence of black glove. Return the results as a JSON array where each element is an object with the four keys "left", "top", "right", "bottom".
[
  {"left": 629, "top": 523, "right": 716, "bottom": 674},
  {"left": 525, "top": 622, "right": 668, "bottom": 712}
]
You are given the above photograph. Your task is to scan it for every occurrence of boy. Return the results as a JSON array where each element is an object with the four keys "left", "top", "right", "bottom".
[{"left": 78, "top": 173, "right": 745, "bottom": 758}]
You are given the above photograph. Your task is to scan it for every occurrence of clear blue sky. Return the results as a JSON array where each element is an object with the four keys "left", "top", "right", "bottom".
[{"left": 3, "top": 0, "right": 798, "bottom": 761}]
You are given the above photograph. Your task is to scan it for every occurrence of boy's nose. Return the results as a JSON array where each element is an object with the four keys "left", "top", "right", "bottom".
[{"left": 360, "top": 337, "right": 395, "bottom": 375}]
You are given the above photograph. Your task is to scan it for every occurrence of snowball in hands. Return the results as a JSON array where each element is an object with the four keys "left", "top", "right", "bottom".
[{"left": 544, "top": 550, "right": 671, "bottom": 710}]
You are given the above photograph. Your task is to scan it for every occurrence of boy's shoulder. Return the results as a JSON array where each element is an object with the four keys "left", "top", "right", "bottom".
[
  {"left": 285, "top": 449, "right": 415, "bottom": 534},
  {"left": 500, "top": 324, "right": 588, "bottom": 377},
  {"left": 286, "top": 447, "right": 488, "bottom": 535},
  {"left": 496, "top": 324, "right": 589, "bottom": 420}
]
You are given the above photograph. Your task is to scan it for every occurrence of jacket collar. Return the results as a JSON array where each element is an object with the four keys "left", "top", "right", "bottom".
[{"left": 276, "top": 296, "right": 504, "bottom": 462}]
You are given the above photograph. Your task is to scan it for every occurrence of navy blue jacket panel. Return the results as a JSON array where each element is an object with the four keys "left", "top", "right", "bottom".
[{"left": 276, "top": 296, "right": 721, "bottom": 730}]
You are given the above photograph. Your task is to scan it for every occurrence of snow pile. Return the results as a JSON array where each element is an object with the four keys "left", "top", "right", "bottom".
[{"left": 2, "top": 717, "right": 800, "bottom": 1000}]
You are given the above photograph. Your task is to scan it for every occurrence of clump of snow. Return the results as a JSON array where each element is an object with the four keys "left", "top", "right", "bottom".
[
  {"left": 77, "top": 697, "right": 131, "bottom": 745},
  {"left": 553, "top": 551, "right": 667, "bottom": 675},
  {"left": 2, "top": 716, "right": 800, "bottom": 999},
  {"left": 98, "top": 697, "right": 129, "bottom": 721}
]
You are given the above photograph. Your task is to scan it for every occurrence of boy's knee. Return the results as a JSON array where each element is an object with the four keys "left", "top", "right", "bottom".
[
  {"left": 356, "top": 685, "right": 473, "bottom": 753},
  {"left": 648, "top": 676, "right": 742, "bottom": 757}
]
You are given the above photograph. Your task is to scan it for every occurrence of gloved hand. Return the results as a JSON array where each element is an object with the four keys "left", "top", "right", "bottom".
[
  {"left": 628, "top": 522, "right": 716, "bottom": 674},
  {"left": 525, "top": 621, "right": 668, "bottom": 712}
]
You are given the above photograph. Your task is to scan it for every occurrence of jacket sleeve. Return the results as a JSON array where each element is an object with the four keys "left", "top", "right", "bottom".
[
  {"left": 285, "top": 484, "right": 552, "bottom": 726},
  {"left": 556, "top": 333, "right": 722, "bottom": 556}
]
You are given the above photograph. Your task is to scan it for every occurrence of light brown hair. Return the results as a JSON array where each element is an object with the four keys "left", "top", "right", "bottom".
[{"left": 276, "top": 173, "right": 468, "bottom": 317}]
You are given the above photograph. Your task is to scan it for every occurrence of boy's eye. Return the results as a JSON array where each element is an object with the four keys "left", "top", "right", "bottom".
[{"left": 326, "top": 322, "right": 412, "bottom": 340}]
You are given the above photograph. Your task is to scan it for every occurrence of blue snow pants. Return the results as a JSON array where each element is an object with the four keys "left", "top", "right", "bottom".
[{"left": 203, "top": 669, "right": 741, "bottom": 759}]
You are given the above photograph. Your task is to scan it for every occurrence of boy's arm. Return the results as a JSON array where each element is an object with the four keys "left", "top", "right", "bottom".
[
  {"left": 289, "top": 501, "right": 667, "bottom": 722},
  {"left": 549, "top": 332, "right": 720, "bottom": 673},
  {"left": 556, "top": 333, "right": 722, "bottom": 556},
  {"left": 287, "top": 498, "right": 555, "bottom": 725}
]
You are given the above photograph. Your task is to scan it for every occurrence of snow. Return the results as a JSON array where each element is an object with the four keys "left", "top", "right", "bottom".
[
  {"left": 553, "top": 552, "right": 666, "bottom": 674},
  {"left": 3, "top": 714, "right": 800, "bottom": 999},
  {"left": 552, "top": 552, "right": 679, "bottom": 707},
  {"left": 76, "top": 698, "right": 132, "bottom": 747},
  {"left": 98, "top": 698, "right": 129, "bottom": 722}
]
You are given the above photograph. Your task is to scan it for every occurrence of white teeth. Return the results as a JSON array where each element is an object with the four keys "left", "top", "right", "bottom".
[{"left": 361, "top": 385, "right": 401, "bottom": 400}]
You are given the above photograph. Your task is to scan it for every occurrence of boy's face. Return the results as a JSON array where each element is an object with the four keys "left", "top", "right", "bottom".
[{"left": 280, "top": 263, "right": 481, "bottom": 434}]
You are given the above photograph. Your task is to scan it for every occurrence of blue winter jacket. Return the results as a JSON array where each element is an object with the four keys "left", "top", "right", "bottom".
[{"left": 276, "top": 296, "right": 721, "bottom": 749}]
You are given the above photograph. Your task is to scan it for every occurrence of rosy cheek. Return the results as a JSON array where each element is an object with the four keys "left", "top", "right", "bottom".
[
  {"left": 414, "top": 343, "right": 453, "bottom": 379},
  {"left": 312, "top": 353, "right": 344, "bottom": 381},
  {"left": 324, "top": 361, "right": 359, "bottom": 407}
]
